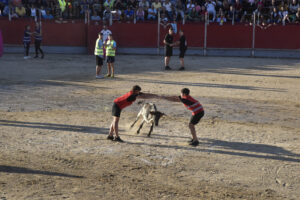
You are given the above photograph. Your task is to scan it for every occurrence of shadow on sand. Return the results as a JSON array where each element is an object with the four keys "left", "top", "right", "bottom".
[{"left": 0, "top": 165, "right": 83, "bottom": 178}]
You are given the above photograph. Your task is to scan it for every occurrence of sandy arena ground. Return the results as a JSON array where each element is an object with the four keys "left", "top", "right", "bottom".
[{"left": 0, "top": 54, "right": 300, "bottom": 200}]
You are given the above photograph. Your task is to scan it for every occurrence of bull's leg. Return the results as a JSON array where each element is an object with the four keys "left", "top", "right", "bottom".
[
  {"left": 137, "top": 120, "right": 145, "bottom": 134},
  {"left": 130, "top": 112, "right": 141, "bottom": 128},
  {"left": 148, "top": 122, "right": 154, "bottom": 137}
]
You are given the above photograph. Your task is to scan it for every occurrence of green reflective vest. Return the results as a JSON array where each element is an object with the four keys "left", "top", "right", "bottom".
[
  {"left": 58, "top": 0, "right": 66, "bottom": 12},
  {"left": 106, "top": 40, "right": 116, "bottom": 57},
  {"left": 94, "top": 38, "right": 104, "bottom": 56}
]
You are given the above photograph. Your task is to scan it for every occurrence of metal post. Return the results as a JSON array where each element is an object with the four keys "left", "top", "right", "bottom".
[
  {"left": 232, "top": 11, "right": 234, "bottom": 25},
  {"left": 109, "top": 12, "right": 112, "bottom": 26},
  {"left": 8, "top": 7, "right": 11, "bottom": 21},
  {"left": 39, "top": 9, "right": 42, "bottom": 34},
  {"left": 204, "top": 12, "right": 208, "bottom": 56},
  {"left": 182, "top": 13, "right": 185, "bottom": 25},
  {"left": 157, "top": 12, "right": 160, "bottom": 55},
  {"left": 251, "top": 13, "right": 256, "bottom": 57}
]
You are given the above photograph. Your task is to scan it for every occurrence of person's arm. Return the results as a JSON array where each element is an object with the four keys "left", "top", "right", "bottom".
[
  {"left": 137, "top": 92, "right": 160, "bottom": 99},
  {"left": 162, "top": 95, "right": 181, "bottom": 102}
]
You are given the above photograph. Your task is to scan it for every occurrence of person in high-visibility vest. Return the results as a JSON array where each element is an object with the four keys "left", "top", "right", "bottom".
[
  {"left": 94, "top": 32, "right": 105, "bottom": 79},
  {"left": 163, "top": 88, "right": 205, "bottom": 146},
  {"left": 33, "top": 22, "right": 44, "bottom": 59},
  {"left": 58, "top": 0, "right": 66, "bottom": 16},
  {"left": 105, "top": 34, "right": 117, "bottom": 78}
]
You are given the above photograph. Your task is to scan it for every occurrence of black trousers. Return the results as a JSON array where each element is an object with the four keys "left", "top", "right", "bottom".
[
  {"left": 24, "top": 42, "right": 30, "bottom": 56},
  {"left": 35, "top": 40, "right": 44, "bottom": 56}
]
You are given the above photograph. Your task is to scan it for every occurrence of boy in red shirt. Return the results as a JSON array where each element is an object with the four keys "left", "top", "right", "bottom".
[
  {"left": 108, "top": 85, "right": 159, "bottom": 142},
  {"left": 165, "top": 88, "right": 204, "bottom": 146}
]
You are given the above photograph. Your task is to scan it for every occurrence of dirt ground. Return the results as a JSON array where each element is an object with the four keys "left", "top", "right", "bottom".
[{"left": 0, "top": 54, "right": 299, "bottom": 200}]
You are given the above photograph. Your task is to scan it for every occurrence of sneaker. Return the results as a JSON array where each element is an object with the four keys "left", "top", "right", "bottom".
[
  {"left": 96, "top": 75, "right": 104, "bottom": 79},
  {"left": 189, "top": 140, "right": 199, "bottom": 146},
  {"left": 41, "top": 54, "right": 44, "bottom": 59},
  {"left": 24, "top": 56, "right": 30, "bottom": 59},
  {"left": 165, "top": 66, "right": 172, "bottom": 70},
  {"left": 107, "top": 135, "right": 114, "bottom": 140},
  {"left": 110, "top": 74, "right": 114, "bottom": 78},
  {"left": 178, "top": 67, "right": 185, "bottom": 71},
  {"left": 34, "top": 55, "right": 38, "bottom": 58},
  {"left": 105, "top": 74, "right": 111, "bottom": 77},
  {"left": 114, "top": 136, "right": 124, "bottom": 142},
  {"left": 188, "top": 138, "right": 193, "bottom": 143}
]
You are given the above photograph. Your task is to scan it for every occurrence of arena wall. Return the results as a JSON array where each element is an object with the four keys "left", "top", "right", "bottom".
[
  {"left": 0, "top": 29, "right": 3, "bottom": 57},
  {"left": 0, "top": 19, "right": 299, "bottom": 55}
]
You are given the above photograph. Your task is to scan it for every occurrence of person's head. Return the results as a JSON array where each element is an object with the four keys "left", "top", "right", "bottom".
[
  {"left": 103, "top": 25, "right": 107, "bottom": 30},
  {"left": 98, "top": 32, "right": 103, "bottom": 39},
  {"left": 179, "top": 29, "right": 184, "bottom": 36},
  {"left": 25, "top": 25, "right": 30, "bottom": 31},
  {"left": 108, "top": 34, "right": 113, "bottom": 40},
  {"left": 35, "top": 22, "right": 39, "bottom": 28},
  {"left": 132, "top": 85, "right": 142, "bottom": 94},
  {"left": 168, "top": 28, "right": 174, "bottom": 35},
  {"left": 181, "top": 88, "right": 190, "bottom": 97}
]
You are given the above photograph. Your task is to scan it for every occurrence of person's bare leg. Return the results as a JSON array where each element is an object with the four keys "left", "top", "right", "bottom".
[
  {"left": 111, "top": 63, "right": 115, "bottom": 77},
  {"left": 113, "top": 116, "right": 119, "bottom": 137},
  {"left": 107, "top": 63, "right": 111, "bottom": 76},
  {"left": 108, "top": 118, "right": 115, "bottom": 137},
  {"left": 165, "top": 56, "right": 170, "bottom": 67},
  {"left": 180, "top": 58, "right": 184, "bottom": 67},
  {"left": 189, "top": 123, "right": 198, "bottom": 141},
  {"left": 96, "top": 65, "right": 102, "bottom": 76}
]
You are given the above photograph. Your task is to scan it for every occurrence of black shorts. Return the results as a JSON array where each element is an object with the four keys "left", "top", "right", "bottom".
[
  {"left": 165, "top": 47, "right": 173, "bottom": 57},
  {"left": 107, "top": 56, "right": 115, "bottom": 63},
  {"left": 112, "top": 103, "right": 121, "bottom": 117},
  {"left": 190, "top": 111, "right": 204, "bottom": 125},
  {"left": 179, "top": 48, "right": 187, "bottom": 58},
  {"left": 96, "top": 55, "right": 103, "bottom": 66}
]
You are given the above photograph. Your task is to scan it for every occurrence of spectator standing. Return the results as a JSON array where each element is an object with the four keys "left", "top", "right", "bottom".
[
  {"left": 177, "top": 30, "right": 187, "bottom": 70},
  {"left": 105, "top": 34, "right": 116, "bottom": 78},
  {"left": 0, "top": 0, "right": 8, "bottom": 16},
  {"left": 163, "top": 28, "right": 174, "bottom": 70},
  {"left": 101, "top": 25, "right": 112, "bottom": 42},
  {"left": 94, "top": 32, "right": 105, "bottom": 79},
  {"left": 23, "top": 25, "right": 32, "bottom": 59},
  {"left": 30, "top": 4, "right": 37, "bottom": 19},
  {"left": 205, "top": 0, "right": 216, "bottom": 22},
  {"left": 34, "top": 22, "right": 44, "bottom": 59},
  {"left": 91, "top": 11, "right": 101, "bottom": 21},
  {"left": 163, "top": 0, "right": 173, "bottom": 18},
  {"left": 289, "top": 0, "right": 299, "bottom": 22}
]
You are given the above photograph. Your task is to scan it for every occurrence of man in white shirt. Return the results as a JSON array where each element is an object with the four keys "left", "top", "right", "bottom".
[
  {"left": 100, "top": 25, "right": 112, "bottom": 42},
  {"left": 205, "top": 0, "right": 216, "bottom": 22}
]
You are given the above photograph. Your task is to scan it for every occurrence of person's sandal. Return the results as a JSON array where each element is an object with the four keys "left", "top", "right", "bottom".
[{"left": 105, "top": 74, "right": 111, "bottom": 77}]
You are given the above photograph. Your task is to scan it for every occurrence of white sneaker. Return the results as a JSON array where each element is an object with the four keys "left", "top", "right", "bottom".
[
  {"left": 24, "top": 56, "right": 31, "bottom": 59},
  {"left": 96, "top": 75, "right": 104, "bottom": 79}
]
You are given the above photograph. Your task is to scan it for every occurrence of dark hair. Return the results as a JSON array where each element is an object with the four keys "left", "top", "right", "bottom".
[
  {"left": 132, "top": 85, "right": 141, "bottom": 92},
  {"left": 98, "top": 32, "right": 103, "bottom": 36},
  {"left": 181, "top": 88, "right": 190, "bottom": 95}
]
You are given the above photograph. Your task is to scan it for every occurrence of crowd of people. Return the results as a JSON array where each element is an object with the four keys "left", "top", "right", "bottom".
[{"left": 1, "top": 0, "right": 300, "bottom": 24}]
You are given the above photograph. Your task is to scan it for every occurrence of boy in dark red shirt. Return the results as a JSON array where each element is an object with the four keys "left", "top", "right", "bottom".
[
  {"left": 108, "top": 85, "right": 159, "bottom": 142},
  {"left": 165, "top": 88, "right": 204, "bottom": 146}
]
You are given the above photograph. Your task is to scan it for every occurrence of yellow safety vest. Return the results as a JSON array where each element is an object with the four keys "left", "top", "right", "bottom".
[
  {"left": 106, "top": 40, "right": 116, "bottom": 57},
  {"left": 94, "top": 38, "right": 104, "bottom": 56},
  {"left": 58, "top": 0, "right": 66, "bottom": 12}
]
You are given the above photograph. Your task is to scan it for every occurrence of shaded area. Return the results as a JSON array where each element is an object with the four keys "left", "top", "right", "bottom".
[
  {"left": 0, "top": 120, "right": 108, "bottom": 135},
  {"left": 0, "top": 165, "right": 83, "bottom": 178},
  {"left": 124, "top": 137, "right": 300, "bottom": 163},
  {"left": 119, "top": 78, "right": 286, "bottom": 92}
]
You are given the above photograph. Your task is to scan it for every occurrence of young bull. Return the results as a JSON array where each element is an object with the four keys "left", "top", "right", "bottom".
[{"left": 130, "top": 103, "right": 165, "bottom": 137}]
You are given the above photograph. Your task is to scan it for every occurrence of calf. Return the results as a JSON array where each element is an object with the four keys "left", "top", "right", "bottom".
[{"left": 130, "top": 103, "right": 165, "bottom": 137}]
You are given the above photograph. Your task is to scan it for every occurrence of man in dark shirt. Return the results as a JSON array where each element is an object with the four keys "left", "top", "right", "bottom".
[
  {"left": 177, "top": 30, "right": 187, "bottom": 70},
  {"left": 163, "top": 28, "right": 174, "bottom": 70}
]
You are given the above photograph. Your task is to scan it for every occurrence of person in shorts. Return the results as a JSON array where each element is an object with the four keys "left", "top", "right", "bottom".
[
  {"left": 163, "top": 28, "right": 174, "bottom": 70},
  {"left": 94, "top": 32, "right": 105, "bottom": 79},
  {"left": 105, "top": 34, "right": 116, "bottom": 78},
  {"left": 108, "top": 85, "right": 161, "bottom": 142},
  {"left": 177, "top": 30, "right": 187, "bottom": 71},
  {"left": 163, "top": 88, "right": 204, "bottom": 146}
]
